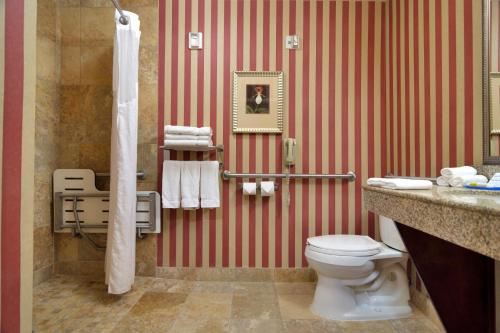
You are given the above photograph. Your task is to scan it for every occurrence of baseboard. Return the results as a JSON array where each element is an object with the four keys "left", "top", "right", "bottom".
[{"left": 155, "top": 267, "right": 317, "bottom": 282}]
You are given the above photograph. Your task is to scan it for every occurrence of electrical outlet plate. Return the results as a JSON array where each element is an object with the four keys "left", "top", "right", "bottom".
[
  {"left": 286, "top": 35, "right": 299, "bottom": 49},
  {"left": 188, "top": 32, "right": 203, "bottom": 49}
]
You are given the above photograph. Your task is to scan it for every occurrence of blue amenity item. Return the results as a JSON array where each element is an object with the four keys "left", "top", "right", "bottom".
[{"left": 463, "top": 184, "right": 500, "bottom": 191}]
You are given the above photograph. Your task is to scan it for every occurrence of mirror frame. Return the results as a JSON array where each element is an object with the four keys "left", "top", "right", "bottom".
[{"left": 483, "top": 0, "right": 500, "bottom": 164}]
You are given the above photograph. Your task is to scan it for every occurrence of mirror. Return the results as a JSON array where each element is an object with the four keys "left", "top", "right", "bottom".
[{"left": 485, "top": 0, "right": 500, "bottom": 162}]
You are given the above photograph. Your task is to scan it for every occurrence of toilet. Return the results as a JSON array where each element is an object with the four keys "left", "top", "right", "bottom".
[{"left": 305, "top": 216, "right": 412, "bottom": 321}]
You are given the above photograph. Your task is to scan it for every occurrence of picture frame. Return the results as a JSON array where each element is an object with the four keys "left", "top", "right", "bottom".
[
  {"left": 489, "top": 72, "right": 500, "bottom": 134},
  {"left": 232, "top": 71, "right": 284, "bottom": 133}
]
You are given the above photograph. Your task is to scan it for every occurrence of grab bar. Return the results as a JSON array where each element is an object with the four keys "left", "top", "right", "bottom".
[
  {"left": 95, "top": 170, "right": 146, "bottom": 180},
  {"left": 222, "top": 170, "right": 356, "bottom": 181}
]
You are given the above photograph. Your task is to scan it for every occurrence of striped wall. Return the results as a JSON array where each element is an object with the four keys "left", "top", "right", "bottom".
[
  {"left": 490, "top": 0, "right": 500, "bottom": 155},
  {"left": 386, "top": 0, "right": 483, "bottom": 292},
  {"left": 1, "top": 0, "right": 36, "bottom": 332},
  {"left": 160, "top": 0, "right": 389, "bottom": 268},
  {"left": 387, "top": 0, "right": 483, "bottom": 177}
]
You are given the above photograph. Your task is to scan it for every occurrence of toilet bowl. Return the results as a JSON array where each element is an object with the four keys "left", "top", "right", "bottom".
[{"left": 305, "top": 216, "right": 412, "bottom": 321}]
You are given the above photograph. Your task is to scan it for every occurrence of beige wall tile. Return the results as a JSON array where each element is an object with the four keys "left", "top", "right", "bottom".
[
  {"left": 81, "top": 7, "right": 115, "bottom": 46},
  {"left": 37, "top": 38, "right": 58, "bottom": 81},
  {"left": 138, "top": 84, "right": 158, "bottom": 144},
  {"left": 33, "top": 226, "right": 55, "bottom": 271},
  {"left": 59, "top": 7, "right": 80, "bottom": 46},
  {"left": 55, "top": 234, "right": 79, "bottom": 261},
  {"left": 127, "top": 6, "right": 158, "bottom": 46},
  {"left": 37, "top": 3, "right": 57, "bottom": 41},
  {"left": 139, "top": 46, "right": 157, "bottom": 84},
  {"left": 78, "top": 144, "right": 111, "bottom": 172},
  {"left": 81, "top": 46, "right": 113, "bottom": 85},
  {"left": 61, "top": 46, "right": 81, "bottom": 84}
]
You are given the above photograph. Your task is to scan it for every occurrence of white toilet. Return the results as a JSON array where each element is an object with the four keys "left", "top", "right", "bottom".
[{"left": 305, "top": 216, "right": 412, "bottom": 321}]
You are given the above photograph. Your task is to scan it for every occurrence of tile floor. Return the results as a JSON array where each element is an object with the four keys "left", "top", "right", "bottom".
[{"left": 33, "top": 275, "right": 442, "bottom": 333}]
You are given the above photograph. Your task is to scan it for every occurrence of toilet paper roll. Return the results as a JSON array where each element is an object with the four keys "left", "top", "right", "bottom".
[
  {"left": 242, "top": 182, "right": 257, "bottom": 195},
  {"left": 260, "top": 181, "right": 275, "bottom": 197}
]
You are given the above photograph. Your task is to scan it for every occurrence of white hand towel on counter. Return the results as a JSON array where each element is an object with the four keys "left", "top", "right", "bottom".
[
  {"left": 165, "top": 125, "right": 212, "bottom": 136},
  {"left": 260, "top": 181, "right": 275, "bottom": 197},
  {"left": 448, "top": 175, "right": 488, "bottom": 187},
  {"left": 243, "top": 183, "right": 257, "bottom": 195},
  {"left": 162, "top": 160, "right": 182, "bottom": 208},
  {"left": 180, "top": 161, "right": 201, "bottom": 208},
  {"left": 436, "top": 176, "right": 450, "bottom": 187},
  {"left": 367, "top": 178, "right": 433, "bottom": 190},
  {"left": 163, "top": 139, "right": 213, "bottom": 147},
  {"left": 440, "top": 166, "right": 477, "bottom": 177},
  {"left": 200, "top": 161, "right": 220, "bottom": 208},
  {"left": 164, "top": 134, "right": 212, "bottom": 141}
]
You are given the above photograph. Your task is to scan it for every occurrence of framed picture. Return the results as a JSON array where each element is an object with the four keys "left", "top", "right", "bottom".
[
  {"left": 232, "top": 71, "right": 284, "bottom": 133},
  {"left": 490, "top": 72, "right": 500, "bottom": 134}
]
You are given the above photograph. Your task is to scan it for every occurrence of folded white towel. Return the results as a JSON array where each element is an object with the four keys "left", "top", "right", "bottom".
[
  {"left": 164, "top": 134, "right": 212, "bottom": 141},
  {"left": 260, "top": 181, "right": 275, "bottom": 197},
  {"left": 448, "top": 175, "right": 488, "bottom": 188},
  {"left": 165, "top": 125, "right": 212, "bottom": 136},
  {"left": 162, "top": 160, "right": 182, "bottom": 208},
  {"left": 243, "top": 183, "right": 257, "bottom": 195},
  {"left": 367, "top": 177, "right": 433, "bottom": 190},
  {"left": 164, "top": 139, "right": 213, "bottom": 147},
  {"left": 436, "top": 176, "right": 450, "bottom": 187},
  {"left": 200, "top": 161, "right": 220, "bottom": 208},
  {"left": 181, "top": 161, "right": 201, "bottom": 208},
  {"left": 440, "top": 166, "right": 477, "bottom": 177}
]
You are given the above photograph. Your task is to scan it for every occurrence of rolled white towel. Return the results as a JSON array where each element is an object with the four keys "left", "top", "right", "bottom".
[
  {"left": 366, "top": 178, "right": 387, "bottom": 187},
  {"left": 448, "top": 175, "right": 488, "bottom": 188},
  {"left": 165, "top": 125, "right": 212, "bottom": 136},
  {"left": 436, "top": 176, "right": 450, "bottom": 187},
  {"left": 164, "top": 134, "right": 212, "bottom": 141},
  {"left": 367, "top": 177, "right": 433, "bottom": 190},
  {"left": 440, "top": 166, "right": 477, "bottom": 178},
  {"left": 164, "top": 139, "right": 213, "bottom": 147}
]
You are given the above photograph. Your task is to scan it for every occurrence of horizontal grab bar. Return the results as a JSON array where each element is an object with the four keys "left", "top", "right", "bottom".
[
  {"left": 95, "top": 171, "right": 146, "bottom": 180},
  {"left": 223, "top": 170, "right": 356, "bottom": 181}
]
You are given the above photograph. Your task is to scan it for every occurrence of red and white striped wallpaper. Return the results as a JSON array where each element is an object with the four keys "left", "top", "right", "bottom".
[
  {"left": 490, "top": 0, "right": 500, "bottom": 155},
  {"left": 387, "top": 0, "right": 483, "bottom": 178},
  {"left": 158, "top": 0, "right": 484, "bottom": 268},
  {"left": 159, "top": 0, "right": 389, "bottom": 268}
]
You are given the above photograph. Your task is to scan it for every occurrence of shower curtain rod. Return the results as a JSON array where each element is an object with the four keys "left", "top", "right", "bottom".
[{"left": 110, "top": 0, "right": 129, "bottom": 25}]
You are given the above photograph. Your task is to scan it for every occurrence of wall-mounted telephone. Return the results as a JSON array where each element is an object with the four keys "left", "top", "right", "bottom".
[{"left": 283, "top": 138, "right": 296, "bottom": 167}]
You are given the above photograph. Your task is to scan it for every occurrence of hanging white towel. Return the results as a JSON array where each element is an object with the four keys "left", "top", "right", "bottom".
[
  {"left": 105, "top": 10, "right": 141, "bottom": 295},
  {"left": 165, "top": 125, "right": 212, "bottom": 136},
  {"left": 200, "top": 161, "right": 220, "bottom": 208},
  {"left": 181, "top": 161, "right": 201, "bottom": 208},
  {"left": 367, "top": 178, "right": 433, "bottom": 190},
  {"left": 440, "top": 166, "right": 477, "bottom": 177},
  {"left": 449, "top": 175, "right": 488, "bottom": 188},
  {"left": 162, "top": 160, "right": 181, "bottom": 208},
  {"left": 164, "top": 134, "right": 212, "bottom": 141},
  {"left": 260, "top": 181, "right": 275, "bottom": 197}
]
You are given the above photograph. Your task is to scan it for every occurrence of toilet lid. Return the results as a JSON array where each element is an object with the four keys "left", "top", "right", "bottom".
[{"left": 307, "top": 235, "right": 381, "bottom": 256}]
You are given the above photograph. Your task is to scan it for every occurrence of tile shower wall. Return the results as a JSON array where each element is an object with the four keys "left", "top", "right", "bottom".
[
  {"left": 34, "top": 0, "right": 60, "bottom": 285},
  {"left": 54, "top": 0, "right": 159, "bottom": 277},
  {"left": 159, "top": 0, "right": 389, "bottom": 268}
]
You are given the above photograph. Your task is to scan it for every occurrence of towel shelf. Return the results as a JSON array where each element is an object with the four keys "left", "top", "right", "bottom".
[
  {"left": 222, "top": 170, "right": 356, "bottom": 181},
  {"left": 159, "top": 144, "right": 224, "bottom": 152}
]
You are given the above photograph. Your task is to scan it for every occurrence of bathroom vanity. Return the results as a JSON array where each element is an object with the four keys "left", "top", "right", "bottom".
[{"left": 363, "top": 185, "right": 499, "bottom": 333}]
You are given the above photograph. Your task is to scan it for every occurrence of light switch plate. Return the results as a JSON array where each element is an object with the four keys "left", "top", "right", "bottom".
[
  {"left": 188, "top": 32, "right": 203, "bottom": 49},
  {"left": 286, "top": 35, "right": 299, "bottom": 49}
]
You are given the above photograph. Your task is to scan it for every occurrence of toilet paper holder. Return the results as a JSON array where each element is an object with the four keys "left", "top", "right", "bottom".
[{"left": 237, "top": 182, "right": 279, "bottom": 191}]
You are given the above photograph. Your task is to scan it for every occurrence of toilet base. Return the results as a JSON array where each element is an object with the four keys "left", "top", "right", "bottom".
[{"left": 310, "top": 264, "right": 412, "bottom": 321}]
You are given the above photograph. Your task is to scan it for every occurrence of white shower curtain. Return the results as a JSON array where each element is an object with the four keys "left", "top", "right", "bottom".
[{"left": 105, "top": 10, "right": 141, "bottom": 294}]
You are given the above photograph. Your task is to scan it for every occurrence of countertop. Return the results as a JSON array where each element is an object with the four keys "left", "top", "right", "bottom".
[{"left": 363, "top": 185, "right": 500, "bottom": 260}]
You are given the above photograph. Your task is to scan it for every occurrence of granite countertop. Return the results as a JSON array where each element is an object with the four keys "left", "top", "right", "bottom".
[{"left": 363, "top": 185, "right": 500, "bottom": 261}]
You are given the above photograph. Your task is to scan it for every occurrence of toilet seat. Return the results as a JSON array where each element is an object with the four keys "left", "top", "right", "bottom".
[
  {"left": 307, "top": 235, "right": 381, "bottom": 256},
  {"left": 305, "top": 242, "right": 404, "bottom": 267}
]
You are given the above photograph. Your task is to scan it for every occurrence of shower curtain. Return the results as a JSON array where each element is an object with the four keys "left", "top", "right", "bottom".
[{"left": 105, "top": 10, "right": 141, "bottom": 294}]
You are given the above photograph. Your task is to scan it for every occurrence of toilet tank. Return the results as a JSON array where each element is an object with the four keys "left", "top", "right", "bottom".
[{"left": 379, "top": 216, "right": 407, "bottom": 252}]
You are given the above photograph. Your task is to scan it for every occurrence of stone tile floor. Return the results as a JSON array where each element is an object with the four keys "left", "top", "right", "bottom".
[{"left": 33, "top": 275, "right": 442, "bottom": 333}]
